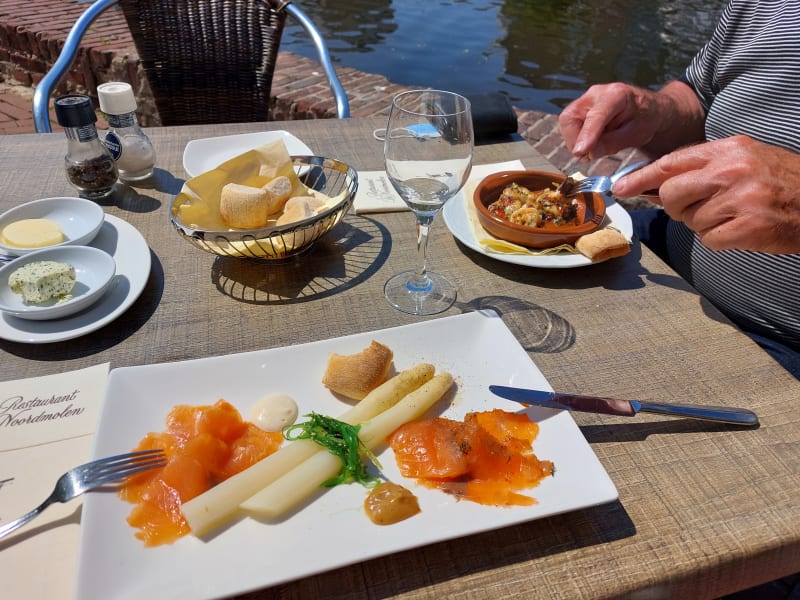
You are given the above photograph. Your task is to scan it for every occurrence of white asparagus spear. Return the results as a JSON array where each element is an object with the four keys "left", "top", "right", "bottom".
[
  {"left": 182, "top": 363, "right": 435, "bottom": 536},
  {"left": 240, "top": 372, "right": 453, "bottom": 517}
]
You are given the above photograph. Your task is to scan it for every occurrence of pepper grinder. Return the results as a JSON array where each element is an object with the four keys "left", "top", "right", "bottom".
[
  {"left": 54, "top": 94, "right": 119, "bottom": 200},
  {"left": 97, "top": 82, "right": 155, "bottom": 182}
]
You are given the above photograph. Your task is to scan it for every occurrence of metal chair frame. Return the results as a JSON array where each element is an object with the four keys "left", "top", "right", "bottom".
[{"left": 32, "top": 0, "right": 349, "bottom": 133}]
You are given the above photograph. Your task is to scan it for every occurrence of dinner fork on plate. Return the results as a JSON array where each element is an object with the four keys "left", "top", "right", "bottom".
[
  {"left": 0, "top": 449, "right": 166, "bottom": 540},
  {"left": 558, "top": 159, "right": 653, "bottom": 196}
]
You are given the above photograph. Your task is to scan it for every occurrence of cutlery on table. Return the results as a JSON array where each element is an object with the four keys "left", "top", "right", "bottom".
[
  {"left": 0, "top": 449, "right": 166, "bottom": 540},
  {"left": 489, "top": 385, "right": 759, "bottom": 426},
  {"left": 558, "top": 159, "right": 653, "bottom": 196}
]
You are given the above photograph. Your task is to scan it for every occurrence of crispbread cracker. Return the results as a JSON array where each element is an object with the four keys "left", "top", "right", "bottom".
[{"left": 575, "top": 229, "right": 630, "bottom": 261}]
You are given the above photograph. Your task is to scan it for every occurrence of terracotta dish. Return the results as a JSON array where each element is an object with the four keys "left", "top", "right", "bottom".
[{"left": 473, "top": 170, "right": 606, "bottom": 248}]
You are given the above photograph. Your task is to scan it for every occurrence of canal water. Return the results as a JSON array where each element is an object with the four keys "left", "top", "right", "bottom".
[{"left": 284, "top": 0, "right": 727, "bottom": 114}]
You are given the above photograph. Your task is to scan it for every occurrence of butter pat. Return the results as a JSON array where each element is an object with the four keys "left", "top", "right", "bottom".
[
  {"left": 9, "top": 260, "right": 76, "bottom": 304},
  {"left": 1, "top": 218, "right": 64, "bottom": 248}
]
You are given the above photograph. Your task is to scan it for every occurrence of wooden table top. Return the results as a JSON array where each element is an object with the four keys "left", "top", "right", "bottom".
[{"left": 1, "top": 118, "right": 798, "bottom": 600}]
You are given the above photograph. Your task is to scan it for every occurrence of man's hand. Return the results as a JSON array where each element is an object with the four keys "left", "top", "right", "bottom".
[
  {"left": 612, "top": 136, "right": 800, "bottom": 253},
  {"left": 559, "top": 81, "right": 705, "bottom": 159}
]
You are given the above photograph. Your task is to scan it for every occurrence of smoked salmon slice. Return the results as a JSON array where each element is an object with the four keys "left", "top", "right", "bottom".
[
  {"left": 388, "top": 409, "right": 553, "bottom": 506},
  {"left": 119, "top": 399, "right": 283, "bottom": 546}
]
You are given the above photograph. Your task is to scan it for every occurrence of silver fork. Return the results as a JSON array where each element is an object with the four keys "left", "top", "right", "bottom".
[
  {"left": 0, "top": 449, "right": 166, "bottom": 540},
  {"left": 559, "top": 159, "right": 652, "bottom": 196}
]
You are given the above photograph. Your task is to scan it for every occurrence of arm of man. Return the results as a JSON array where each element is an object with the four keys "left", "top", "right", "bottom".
[{"left": 559, "top": 80, "right": 705, "bottom": 160}]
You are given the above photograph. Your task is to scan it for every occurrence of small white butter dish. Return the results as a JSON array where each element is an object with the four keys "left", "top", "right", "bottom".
[
  {"left": 0, "top": 246, "right": 116, "bottom": 320},
  {"left": 0, "top": 197, "right": 105, "bottom": 257}
]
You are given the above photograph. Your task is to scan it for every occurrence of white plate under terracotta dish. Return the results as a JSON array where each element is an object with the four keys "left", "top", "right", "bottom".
[
  {"left": 76, "top": 311, "right": 618, "bottom": 600},
  {"left": 182, "top": 130, "right": 313, "bottom": 177},
  {"left": 443, "top": 190, "right": 634, "bottom": 268},
  {"left": 0, "top": 245, "right": 116, "bottom": 320},
  {"left": 0, "top": 196, "right": 105, "bottom": 257},
  {"left": 0, "top": 214, "right": 150, "bottom": 343}
]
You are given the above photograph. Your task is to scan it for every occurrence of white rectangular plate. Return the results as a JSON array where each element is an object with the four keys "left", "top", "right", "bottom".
[{"left": 76, "top": 311, "right": 618, "bottom": 599}]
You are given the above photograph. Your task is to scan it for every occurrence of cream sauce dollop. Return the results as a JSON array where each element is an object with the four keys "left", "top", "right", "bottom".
[{"left": 249, "top": 393, "right": 299, "bottom": 432}]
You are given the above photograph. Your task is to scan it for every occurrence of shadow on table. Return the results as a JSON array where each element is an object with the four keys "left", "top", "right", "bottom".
[
  {"left": 453, "top": 236, "right": 693, "bottom": 295},
  {"left": 0, "top": 503, "right": 82, "bottom": 551},
  {"left": 453, "top": 236, "right": 738, "bottom": 334},
  {"left": 209, "top": 215, "right": 390, "bottom": 305},
  {"left": 261, "top": 499, "right": 635, "bottom": 599},
  {"left": 580, "top": 416, "right": 759, "bottom": 443},
  {"left": 91, "top": 168, "right": 183, "bottom": 214},
  {"left": 456, "top": 295, "right": 575, "bottom": 354},
  {"left": 207, "top": 213, "right": 578, "bottom": 349}
]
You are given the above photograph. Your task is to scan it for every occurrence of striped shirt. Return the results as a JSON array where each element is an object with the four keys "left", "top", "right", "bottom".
[{"left": 667, "top": 0, "right": 800, "bottom": 349}]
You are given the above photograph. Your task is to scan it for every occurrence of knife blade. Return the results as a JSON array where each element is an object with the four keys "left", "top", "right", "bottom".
[{"left": 488, "top": 385, "right": 759, "bottom": 426}]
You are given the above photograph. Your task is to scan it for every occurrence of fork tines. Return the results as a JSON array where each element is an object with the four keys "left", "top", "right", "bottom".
[
  {"left": 568, "top": 179, "right": 598, "bottom": 195},
  {"left": 556, "top": 175, "right": 578, "bottom": 196},
  {"left": 81, "top": 449, "right": 167, "bottom": 485}
]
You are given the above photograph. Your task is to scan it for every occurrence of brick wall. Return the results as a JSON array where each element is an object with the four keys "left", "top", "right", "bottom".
[{"left": 0, "top": 0, "right": 150, "bottom": 111}]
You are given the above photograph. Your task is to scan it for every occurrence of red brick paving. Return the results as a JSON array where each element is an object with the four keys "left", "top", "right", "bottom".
[{"left": 0, "top": 85, "right": 40, "bottom": 133}]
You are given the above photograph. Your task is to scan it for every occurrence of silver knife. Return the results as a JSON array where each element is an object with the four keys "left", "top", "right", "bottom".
[{"left": 489, "top": 385, "right": 759, "bottom": 426}]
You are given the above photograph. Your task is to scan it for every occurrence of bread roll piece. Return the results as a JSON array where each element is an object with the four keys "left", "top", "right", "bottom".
[
  {"left": 263, "top": 175, "right": 294, "bottom": 215},
  {"left": 276, "top": 196, "right": 316, "bottom": 226},
  {"left": 301, "top": 195, "right": 328, "bottom": 212},
  {"left": 322, "top": 341, "right": 395, "bottom": 401},
  {"left": 576, "top": 229, "right": 630, "bottom": 261},
  {"left": 220, "top": 183, "right": 270, "bottom": 228}
]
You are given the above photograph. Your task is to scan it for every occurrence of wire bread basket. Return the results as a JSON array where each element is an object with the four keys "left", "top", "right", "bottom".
[{"left": 170, "top": 156, "right": 358, "bottom": 260}]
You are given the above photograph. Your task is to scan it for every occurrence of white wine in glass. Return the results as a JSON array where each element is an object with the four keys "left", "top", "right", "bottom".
[{"left": 383, "top": 90, "right": 474, "bottom": 315}]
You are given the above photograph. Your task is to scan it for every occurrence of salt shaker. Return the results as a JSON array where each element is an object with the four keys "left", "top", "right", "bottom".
[
  {"left": 54, "top": 94, "right": 119, "bottom": 200},
  {"left": 97, "top": 82, "right": 155, "bottom": 182}
]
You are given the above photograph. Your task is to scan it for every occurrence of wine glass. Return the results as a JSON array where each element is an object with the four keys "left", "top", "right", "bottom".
[{"left": 383, "top": 90, "right": 474, "bottom": 315}]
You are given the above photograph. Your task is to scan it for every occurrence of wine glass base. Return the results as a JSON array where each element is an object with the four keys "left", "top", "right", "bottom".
[{"left": 384, "top": 270, "right": 457, "bottom": 315}]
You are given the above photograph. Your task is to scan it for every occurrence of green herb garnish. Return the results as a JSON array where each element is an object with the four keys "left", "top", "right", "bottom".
[{"left": 285, "top": 413, "right": 382, "bottom": 488}]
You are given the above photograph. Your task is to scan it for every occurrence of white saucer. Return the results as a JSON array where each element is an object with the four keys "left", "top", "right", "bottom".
[
  {"left": 182, "top": 130, "right": 313, "bottom": 177},
  {"left": 0, "top": 214, "right": 150, "bottom": 343},
  {"left": 0, "top": 246, "right": 116, "bottom": 320},
  {"left": 443, "top": 191, "right": 634, "bottom": 269}
]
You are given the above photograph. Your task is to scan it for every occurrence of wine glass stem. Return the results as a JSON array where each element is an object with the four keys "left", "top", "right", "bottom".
[{"left": 411, "top": 214, "right": 435, "bottom": 291}]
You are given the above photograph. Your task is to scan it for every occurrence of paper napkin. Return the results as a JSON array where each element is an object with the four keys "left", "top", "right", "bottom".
[
  {"left": 352, "top": 171, "right": 408, "bottom": 214},
  {"left": 0, "top": 363, "right": 109, "bottom": 600},
  {"left": 353, "top": 160, "right": 531, "bottom": 215}
]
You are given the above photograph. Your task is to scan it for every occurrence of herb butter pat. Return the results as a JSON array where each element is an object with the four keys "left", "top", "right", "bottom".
[{"left": 9, "top": 260, "right": 76, "bottom": 303}]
